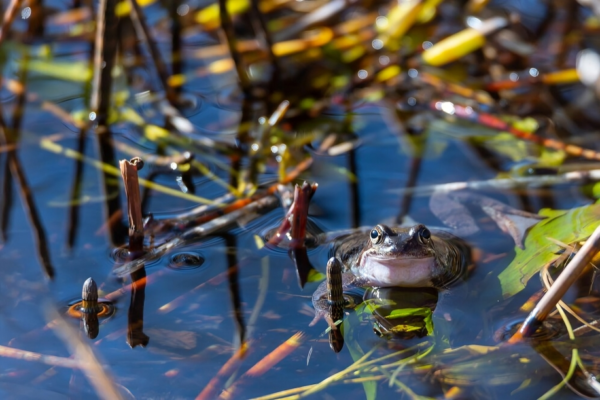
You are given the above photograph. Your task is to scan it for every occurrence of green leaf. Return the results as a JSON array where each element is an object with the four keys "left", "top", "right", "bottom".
[{"left": 498, "top": 203, "right": 600, "bottom": 298}]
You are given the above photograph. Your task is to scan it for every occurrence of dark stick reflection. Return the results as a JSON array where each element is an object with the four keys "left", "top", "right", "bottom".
[
  {"left": 0, "top": 55, "right": 54, "bottom": 278},
  {"left": 0, "top": 148, "right": 12, "bottom": 242},
  {"left": 66, "top": 128, "right": 88, "bottom": 249},
  {"left": 127, "top": 266, "right": 150, "bottom": 348},
  {"left": 230, "top": 98, "right": 252, "bottom": 190},
  {"left": 219, "top": 0, "right": 250, "bottom": 96},
  {"left": 289, "top": 247, "right": 313, "bottom": 289},
  {"left": 169, "top": 0, "right": 182, "bottom": 99},
  {"left": 224, "top": 233, "right": 246, "bottom": 346},
  {"left": 1, "top": 47, "right": 28, "bottom": 242},
  {"left": 342, "top": 103, "right": 360, "bottom": 228},
  {"left": 67, "top": 26, "right": 95, "bottom": 249},
  {"left": 348, "top": 148, "right": 360, "bottom": 228},
  {"left": 26, "top": 0, "right": 44, "bottom": 38},
  {"left": 397, "top": 156, "right": 422, "bottom": 224},
  {"left": 0, "top": 113, "right": 54, "bottom": 278}
]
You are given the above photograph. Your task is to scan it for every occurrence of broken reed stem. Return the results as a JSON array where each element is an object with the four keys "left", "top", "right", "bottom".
[
  {"left": 91, "top": 0, "right": 124, "bottom": 245},
  {"left": 268, "top": 182, "right": 316, "bottom": 248},
  {"left": 289, "top": 183, "right": 311, "bottom": 249},
  {"left": 169, "top": 0, "right": 182, "bottom": 97},
  {"left": 0, "top": 0, "right": 24, "bottom": 45},
  {"left": 249, "top": 0, "right": 279, "bottom": 82},
  {"left": 219, "top": 0, "right": 251, "bottom": 95},
  {"left": 119, "top": 158, "right": 144, "bottom": 254},
  {"left": 0, "top": 47, "right": 29, "bottom": 242},
  {"left": 126, "top": 0, "right": 176, "bottom": 104},
  {"left": 291, "top": 182, "right": 317, "bottom": 247},
  {"left": 509, "top": 222, "right": 600, "bottom": 343},
  {"left": 67, "top": 22, "right": 96, "bottom": 249},
  {"left": 90, "top": 0, "right": 118, "bottom": 127}
]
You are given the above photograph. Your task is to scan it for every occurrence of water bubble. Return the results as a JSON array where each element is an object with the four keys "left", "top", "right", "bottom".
[
  {"left": 21, "top": 7, "right": 31, "bottom": 19},
  {"left": 168, "top": 252, "right": 205, "bottom": 271}
]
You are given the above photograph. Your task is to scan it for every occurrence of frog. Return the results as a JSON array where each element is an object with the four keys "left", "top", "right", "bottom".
[{"left": 310, "top": 190, "right": 546, "bottom": 326}]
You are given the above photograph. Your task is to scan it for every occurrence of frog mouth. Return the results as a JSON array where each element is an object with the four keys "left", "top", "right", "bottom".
[{"left": 359, "top": 256, "right": 436, "bottom": 287}]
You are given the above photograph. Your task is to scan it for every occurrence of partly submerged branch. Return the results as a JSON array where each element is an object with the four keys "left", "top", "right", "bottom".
[
  {"left": 112, "top": 194, "right": 279, "bottom": 277},
  {"left": 509, "top": 222, "right": 600, "bottom": 343}
]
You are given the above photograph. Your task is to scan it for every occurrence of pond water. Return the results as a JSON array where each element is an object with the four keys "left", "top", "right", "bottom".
[{"left": 1, "top": 0, "right": 600, "bottom": 399}]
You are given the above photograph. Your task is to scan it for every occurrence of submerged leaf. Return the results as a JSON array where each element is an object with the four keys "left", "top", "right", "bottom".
[{"left": 498, "top": 203, "right": 600, "bottom": 298}]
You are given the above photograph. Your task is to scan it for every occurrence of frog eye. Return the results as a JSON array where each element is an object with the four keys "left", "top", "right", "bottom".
[
  {"left": 418, "top": 227, "right": 431, "bottom": 243},
  {"left": 370, "top": 227, "right": 383, "bottom": 244}
]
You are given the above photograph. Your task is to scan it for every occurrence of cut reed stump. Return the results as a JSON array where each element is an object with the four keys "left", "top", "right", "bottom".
[{"left": 119, "top": 157, "right": 144, "bottom": 254}]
